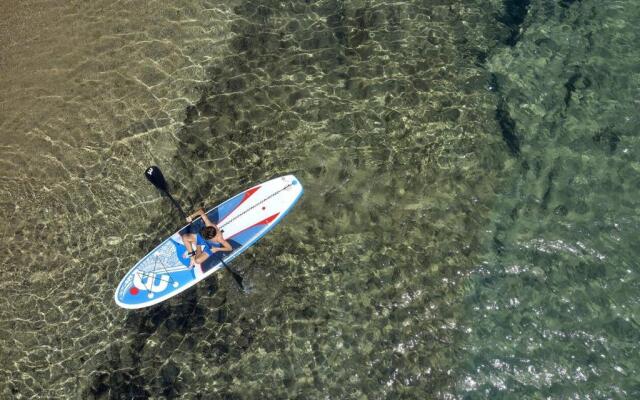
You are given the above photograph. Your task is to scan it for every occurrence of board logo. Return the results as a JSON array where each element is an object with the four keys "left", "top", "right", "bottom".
[{"left": 133, "top": 271, "right": 169, "bottom": 294}]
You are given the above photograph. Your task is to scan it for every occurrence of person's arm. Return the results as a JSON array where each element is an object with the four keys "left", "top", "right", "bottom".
[
  {"left": 211, "top": 234, "right": 233, "bottom": 253},
  {"left": 186, "top": 207, "right": 206, "bottom": 223},
  {"left": 200, "top": 211, "right": 218, "bottom": 229}
]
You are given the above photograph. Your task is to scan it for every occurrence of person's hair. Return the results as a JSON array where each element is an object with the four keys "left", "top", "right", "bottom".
[{"left": 201, "top": 226, "right": 218, "bottom": 240}]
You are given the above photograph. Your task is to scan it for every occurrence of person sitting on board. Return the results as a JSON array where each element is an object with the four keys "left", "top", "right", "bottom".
[{"left": 181, "top": 207, "right": 232, "bottom": 269}]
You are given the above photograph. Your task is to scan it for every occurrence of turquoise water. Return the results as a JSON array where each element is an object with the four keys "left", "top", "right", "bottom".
[
  {"left": 0, "top": 0, "right": 638, "bottom": 398},
  {"left": 454, "top": 1, "right": 640, "bottom": 397}
]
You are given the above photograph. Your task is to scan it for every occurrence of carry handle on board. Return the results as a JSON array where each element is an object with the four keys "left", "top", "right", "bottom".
[{"left": 144, "top": 165, "right": 244, "bottom": 290}]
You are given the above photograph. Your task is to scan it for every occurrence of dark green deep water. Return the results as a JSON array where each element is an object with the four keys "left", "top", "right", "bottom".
[{"left": 0, "top": 0, "right": 639, "bottom": 398}]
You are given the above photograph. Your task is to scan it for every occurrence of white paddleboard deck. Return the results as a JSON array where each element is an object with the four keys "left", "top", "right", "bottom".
[{"left": 115, "top": 175, "right": 303, "bottom": 309}]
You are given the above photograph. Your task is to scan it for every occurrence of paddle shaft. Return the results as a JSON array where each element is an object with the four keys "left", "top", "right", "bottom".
[{"left": 166, "top": 192, "right": 188, "bottom": 220}]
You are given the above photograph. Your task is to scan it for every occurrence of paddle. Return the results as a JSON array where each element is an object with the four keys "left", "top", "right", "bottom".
[{"left": 144, "top": 165, "right": 245, "bottom": 290}]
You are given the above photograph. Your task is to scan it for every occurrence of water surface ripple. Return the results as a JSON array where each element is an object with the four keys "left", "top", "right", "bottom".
[
  {"left": 453, "top": 0, "right": 640, "bottom": 398},
  {"left": 0, "top": 0, "right": 638, "bottom": 399}
]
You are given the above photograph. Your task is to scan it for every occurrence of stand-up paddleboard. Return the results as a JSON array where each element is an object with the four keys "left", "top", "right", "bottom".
[{"left": 115, "top": 175, "right": 303, "bottom": 309}]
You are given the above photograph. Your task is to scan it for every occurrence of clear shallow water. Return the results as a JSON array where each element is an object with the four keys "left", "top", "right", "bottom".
[
  {"left": 0, "top": 0, "right": 638, "bottom": 399},
  {"left": 453, "top": 1, "right": 640, "bottom": 397}
]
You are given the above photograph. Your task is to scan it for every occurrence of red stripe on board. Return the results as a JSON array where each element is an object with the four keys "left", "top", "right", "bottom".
[
  {"left": 228, "top": 212, "right": 280, "bottom": 240},
  {"left": 219, "top": 185, "right": 261, "bottom": 225},
  {"left": 253, "top": 212, "right": 280, "bottom": 227},
  {"left": 242, "top": 186, "right": 260, "bottom": 202}
]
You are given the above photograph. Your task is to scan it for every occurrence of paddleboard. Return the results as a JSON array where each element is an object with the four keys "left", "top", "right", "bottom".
[{"left": 114, "top": 175, "right": 303, "bottom": 309}]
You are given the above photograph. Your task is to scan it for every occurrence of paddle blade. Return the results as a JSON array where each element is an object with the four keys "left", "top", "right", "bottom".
[{"left": 145, "top": 166, "right": 168, "bottom": 192}]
